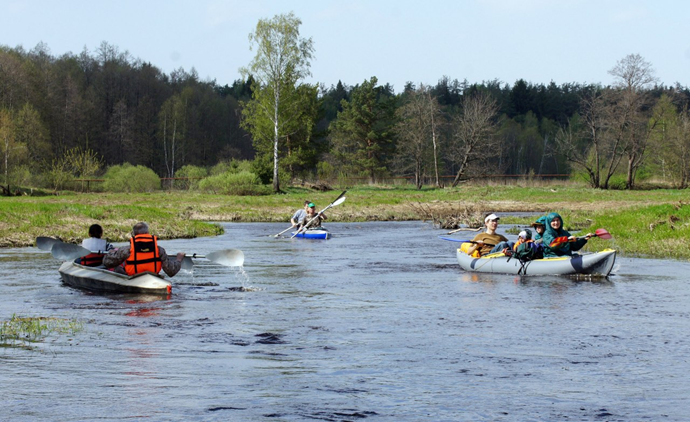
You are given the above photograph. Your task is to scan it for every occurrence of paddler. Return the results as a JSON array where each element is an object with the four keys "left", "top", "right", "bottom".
[{"left": 103, "top": 222, "right": 185, "bottom": 277}]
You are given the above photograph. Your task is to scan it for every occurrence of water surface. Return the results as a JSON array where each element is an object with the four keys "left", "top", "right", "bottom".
[{"left": 2, "top": 222, "right": 689, "bottom": 421}]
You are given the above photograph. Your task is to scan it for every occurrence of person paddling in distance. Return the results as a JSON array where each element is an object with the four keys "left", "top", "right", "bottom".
[
  {"left": 542, "top": 212, "right": 592, "bottom": 257},
  {"left": 466, "top": 213, "right": 514, "bottom": 256},
  {"left": 290, "top": 200, "right": 311, "bottom": 228},
  {"left": 103, "top": 222, "right": 185, "bottom": 277},
  {"left": 299, "top": 202, "right": 326, "bottom": 230},
  {"left": 78, "top": 224, "right": 114, "bottom": 267}
]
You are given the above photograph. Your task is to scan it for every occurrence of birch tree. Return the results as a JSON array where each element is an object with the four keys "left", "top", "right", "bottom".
[{"left": 240, "top": 12, "right": 314, "bottom": 192}]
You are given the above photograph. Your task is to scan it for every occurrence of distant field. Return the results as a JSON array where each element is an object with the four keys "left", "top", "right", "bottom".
[{"left": 1, "top": 184, "right": 689, "bottom": 259}]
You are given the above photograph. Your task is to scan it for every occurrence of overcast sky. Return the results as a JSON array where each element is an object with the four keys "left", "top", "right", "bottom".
[{"left": 2, "top": 0, "right": 689, "bottom": 92}]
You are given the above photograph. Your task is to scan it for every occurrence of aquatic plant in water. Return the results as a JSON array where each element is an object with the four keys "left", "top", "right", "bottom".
[{"left": 0, "top": 314, "right": 83, "bottom": 350}]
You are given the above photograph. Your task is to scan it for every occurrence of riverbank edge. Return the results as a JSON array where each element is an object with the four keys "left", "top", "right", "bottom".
[{"left": 2, "top": 186, "right": 689, "bottom": 260}]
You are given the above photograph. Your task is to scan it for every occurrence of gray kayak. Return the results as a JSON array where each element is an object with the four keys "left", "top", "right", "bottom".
[
  {"left": 58, "top": 261, "right": 172, "bottom": 294},
  {"left": 456, "top": 248, "right": 617, "bottom": 276}
]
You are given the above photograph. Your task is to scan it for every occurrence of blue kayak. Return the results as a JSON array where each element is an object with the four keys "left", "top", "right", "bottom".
[{"left": 292, "top": 228, "right": 329, "bottom": 239}]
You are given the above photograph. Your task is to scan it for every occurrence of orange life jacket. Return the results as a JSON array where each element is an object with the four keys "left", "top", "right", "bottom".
[
  {"left": 125, "top": 234, "right": 162, "bottom": 275},
  {"left": 513, "top": 238, "right": 534, "bottom": 251},
  {"left": 79, "top": 253, "right": 105, "bottom": 267}
]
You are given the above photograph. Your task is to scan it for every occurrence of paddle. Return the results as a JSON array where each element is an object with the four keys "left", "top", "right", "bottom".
[
  {"left": 51, "top": 243, "right": 100, "bottom": 260},
  {"left": 549, "top": 228, "right": 612, "bottom": 247},
  {"left": 36, "top": 236, "right": 62, "bottom": 251},
  {"left": 438, "top": 236, "right": 496, "bottom": 247},
  {"left": 291, "top": 190, "right": 347, "bottom": 238},
  {"left": 50, "top": 242, "right": 244, "bottom": 269},
  {"left": 446, "top": 227, "right": 482, "bottom": 235},
  {"left": 273, "top": 225, "right": 295, "bottom": 238},
  {"left": 181, "top": 250, "right": 245, "bottom": 270}
]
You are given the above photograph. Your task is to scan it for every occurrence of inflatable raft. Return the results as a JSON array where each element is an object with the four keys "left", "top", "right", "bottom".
[{"left": 457, "top": 248, "right": 617, "bottom": 276}]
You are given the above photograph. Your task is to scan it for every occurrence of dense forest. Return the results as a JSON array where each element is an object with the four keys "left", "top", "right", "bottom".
[{"left": 2, "top": 38, "right": 690, "bottom": 193}]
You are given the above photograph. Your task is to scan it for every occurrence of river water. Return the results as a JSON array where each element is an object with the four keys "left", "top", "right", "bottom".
[{"left": 2, "top": 221, "right": 690, "bottom": 421}]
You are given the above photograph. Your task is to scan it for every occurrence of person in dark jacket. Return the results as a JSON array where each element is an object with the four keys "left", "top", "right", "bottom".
[{"left": 542, "top": 212, "right": 592, "bottom": 257}]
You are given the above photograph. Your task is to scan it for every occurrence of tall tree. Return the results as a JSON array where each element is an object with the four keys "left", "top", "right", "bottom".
[
  {"left": 240, "top": 12, "right": 314, "bottom": 192},
  {"left": 608, "top": 54, "right": 658, "bottom": 189},
  {"left": 394, "top": 84, "right": 442, "bottom": 189},
  {"left": 556, "top": 89, "right": 622, "bottom": 189},
  {"left": 448, "top": 92, "right": 500, "bottom": 187},
  {"left": 329, "top": 77, "right": 396, "bottom": 183}
]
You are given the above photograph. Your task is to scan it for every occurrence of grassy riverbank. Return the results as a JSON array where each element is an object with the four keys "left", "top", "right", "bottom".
[{"left": 1, "top": 184, "right": 689, "bottom": 259}]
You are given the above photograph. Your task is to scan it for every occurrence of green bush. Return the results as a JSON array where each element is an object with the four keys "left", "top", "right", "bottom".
[
  {"left": 210, "top": 159, "right": 253, "bottom": 176},
  {"left": 103, "top": 164, "right": 161, "bottom": 193},
  {"left": 198, "top": 170, "right": 270, "bottom": 195},
  {"left": 174, "top": 165, "right": 208, "bottom": 190}
]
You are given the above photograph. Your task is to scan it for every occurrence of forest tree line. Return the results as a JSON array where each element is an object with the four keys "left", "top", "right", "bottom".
[{"left": 2, "top": 33, "right": 690, "bottom": 193}]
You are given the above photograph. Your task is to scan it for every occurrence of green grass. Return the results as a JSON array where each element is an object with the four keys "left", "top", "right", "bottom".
[{"left": 1, "top": 184, "right": 689, "bottom": 259}]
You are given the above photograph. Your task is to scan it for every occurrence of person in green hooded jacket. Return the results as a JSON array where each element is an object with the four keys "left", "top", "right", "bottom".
[
  {"left": 530, "top": 216, "right": 547, "bottom": 244},
  {"left": 542, "top": 212, "right": 592, "bottom": 257}
]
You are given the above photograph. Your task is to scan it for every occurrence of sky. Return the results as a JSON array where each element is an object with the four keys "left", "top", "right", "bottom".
[{"left": 2, "top": 0, "right": 689, "bottom": 93}]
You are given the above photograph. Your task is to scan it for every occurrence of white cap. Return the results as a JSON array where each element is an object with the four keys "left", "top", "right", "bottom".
[
  {"left": 519, "top": 230, "right": 527, "bottom": 239},
  {"left": 484, "top": 213, "right": 500, "bottom": 223}
]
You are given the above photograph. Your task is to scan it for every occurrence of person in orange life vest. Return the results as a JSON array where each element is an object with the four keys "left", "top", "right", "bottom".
[
  {"left": 466, "top": 213, "right": 513, "bottom": 256},
  {"left": 103, "top": 222, "right": 185, "bottom": 276},
  {"left": 513, "top": 228, "right": 533, "bottom": 251},
  {"left": 78, "top": 224, "right": 114, "bottom": 267}
]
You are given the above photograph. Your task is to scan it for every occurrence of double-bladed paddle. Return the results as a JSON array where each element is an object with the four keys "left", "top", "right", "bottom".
[
  {"left": 438, "top": 236, "right": 496, "bottom": 247},
  {"left": 47, "top": 240, "right": 244, "bottom": 269},
  {"left": 36, "top": 236, "right": 62, "bottom": 251},
  {"left": 181, "top": 250, "right": 245, "bottom": 270},
  {"left": 291, "top": 190, "right": 347, "bottom": 238},
  {"left": 549, "top": 228, "right": 612, "bottom": 248},
  {"left": 273, "top": 225, "right": 295, "bottom": 238}
]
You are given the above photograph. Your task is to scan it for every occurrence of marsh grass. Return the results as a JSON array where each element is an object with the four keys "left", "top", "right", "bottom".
[
  {"left": 0, "top": 315, "right": 84, "bottom": 350},
  {"left": 2, "top": 185, "right": 690, "bottom": 258}
]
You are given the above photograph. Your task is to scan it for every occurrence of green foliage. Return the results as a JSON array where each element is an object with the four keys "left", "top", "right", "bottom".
[
  {"left": 103, "top": 163, "right": 161, "bottom": 192},
  {"left": 198, "top": 170, "right": 270, "bottom": 195},
  {"left": 45, "top": 155, "right": 73, "bottom": 191},
  {"left": 63, "top": 146, "right": 104, "bottom": 178},
  {"left": 210, "top": 159, "right": 253, "bottom": 175},
  {"left": 240, "top": 12, "right": 316, "bottom": 192},
  {"left": 174, "top": 165, "right": 208, "bottom": 190},
  {"left": 329, "top": 76, "right": 396, "bottom": 183},
  {"left": 317, "top": 161, "right": 336, "bottom": 180}
]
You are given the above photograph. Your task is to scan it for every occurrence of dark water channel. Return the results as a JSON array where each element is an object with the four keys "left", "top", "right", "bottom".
[{"left": 2, "top": 221, "right": 690, "bottom": 421}]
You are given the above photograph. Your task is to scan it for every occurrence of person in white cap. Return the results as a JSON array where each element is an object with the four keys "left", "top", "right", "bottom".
[{"left": 466, "top": 213, "right": 513, "bottom": 256}]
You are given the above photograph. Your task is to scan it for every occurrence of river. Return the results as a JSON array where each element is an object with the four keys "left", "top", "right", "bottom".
[{"left": 2, "top": 221, "right": 690, "bottom": 421}]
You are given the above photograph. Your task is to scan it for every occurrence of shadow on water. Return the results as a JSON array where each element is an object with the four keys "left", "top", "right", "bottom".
[{"left": 2, "top": 222, "right": 690, "bottom": 421}]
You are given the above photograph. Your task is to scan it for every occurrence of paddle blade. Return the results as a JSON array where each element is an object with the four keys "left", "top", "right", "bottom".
[
  {"left": 181, "top": 256, "right": 194, "bottom": 271},
  {"left": 207, "top": 249, "right": 244, "bottom": 267},
  {"left": 36, "top": 236, "right": 61, "bottom": 251},
  {"left": 331, "top": 196, "right": 346, "bottom": 207},
  {"left": 439, "top": 236, "right": 473, "bottom": 243},
  {"left": 594, "top": 228, "right": 612, "bottom": 239},
  {"left": 51, "top": 243, "right": 90, "bottom": 261}
]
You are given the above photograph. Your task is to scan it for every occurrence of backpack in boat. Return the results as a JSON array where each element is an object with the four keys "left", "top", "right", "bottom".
[{"left": 513, "top": 241, "right": 543, "bottom": 261}]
